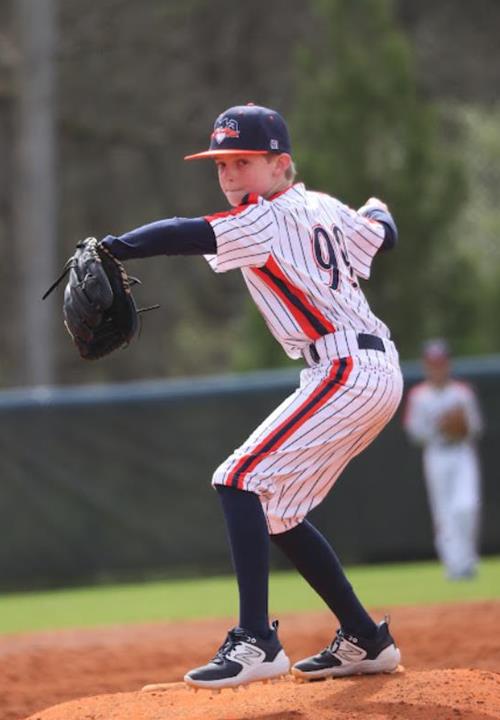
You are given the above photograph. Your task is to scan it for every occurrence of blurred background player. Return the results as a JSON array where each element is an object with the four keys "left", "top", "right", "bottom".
[{"left": 404, "top": 339, "right": 483, "bottom": 580}]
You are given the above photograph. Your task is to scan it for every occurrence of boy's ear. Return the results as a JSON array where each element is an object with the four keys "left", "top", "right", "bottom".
[{"left": 275, "top": 153, "right": 292, "bottom": 174}]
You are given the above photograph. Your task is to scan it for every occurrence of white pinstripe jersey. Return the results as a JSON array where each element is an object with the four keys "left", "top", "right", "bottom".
[{"left": 205, "top": 183, "right": 390, "bottom": 359}]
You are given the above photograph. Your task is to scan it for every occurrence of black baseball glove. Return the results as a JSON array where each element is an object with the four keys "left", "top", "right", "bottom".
[{"left": 44, "top": 238, "right": 143, "bottom": 360}]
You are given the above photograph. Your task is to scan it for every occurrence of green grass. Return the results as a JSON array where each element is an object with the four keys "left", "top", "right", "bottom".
[{"left": 0, "top": 557, "right": 499, "bottom": 636}]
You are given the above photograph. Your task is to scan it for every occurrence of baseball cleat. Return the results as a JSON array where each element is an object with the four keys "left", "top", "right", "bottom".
[
  {"left": 184, "top": 620, "right": 290, "bottom": 690},
  {"left": 292, "top": 619, "right": 401, "bottom": 680}
]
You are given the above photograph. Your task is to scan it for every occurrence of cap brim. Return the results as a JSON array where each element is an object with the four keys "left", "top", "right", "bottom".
[
  {"left": 424, "top": 352, "right": 449, "bottom": 361},
  {"left": 184, "top": 149, "right": 269, "bottom": 161}
]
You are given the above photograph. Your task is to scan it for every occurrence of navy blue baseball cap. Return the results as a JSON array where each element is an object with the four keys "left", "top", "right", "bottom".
[{"left": 184, "top": 103, "right": 291, "bottom": 160}]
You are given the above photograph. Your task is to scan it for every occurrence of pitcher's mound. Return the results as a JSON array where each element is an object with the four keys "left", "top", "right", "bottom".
[{"left": 26, "top": 668, "right": 500, "bottom": 720}]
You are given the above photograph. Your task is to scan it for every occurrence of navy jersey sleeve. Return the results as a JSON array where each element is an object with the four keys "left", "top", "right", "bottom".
[
  {"left": 361, "top": 207, "right": 398, "bottom": 251},
  {"left": 100, "top": 217, "right": 216, "bottom": 260}
]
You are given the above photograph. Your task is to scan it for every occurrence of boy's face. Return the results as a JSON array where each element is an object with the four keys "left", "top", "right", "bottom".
[
  {"left": 424, "top": 356, "right": 450, "bottom": 386},
  {"left": 215, "top": 153, "right": 290, "bottom": 207}
]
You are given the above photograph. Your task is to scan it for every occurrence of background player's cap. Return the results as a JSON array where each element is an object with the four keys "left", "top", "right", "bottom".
[
  {"left": 184, "top": 103, "right": 291, "bottom": 160},
  {"left": 422, "top": 338, "right": 450, "bottom": 361}
]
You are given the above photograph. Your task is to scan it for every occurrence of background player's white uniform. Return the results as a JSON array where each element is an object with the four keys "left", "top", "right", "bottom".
[
  {"left": 404, "top": 379, "right": 482, "bottom": 578},
  {"left": 205, "top": 183, "right": 403, "bottom": 534}
]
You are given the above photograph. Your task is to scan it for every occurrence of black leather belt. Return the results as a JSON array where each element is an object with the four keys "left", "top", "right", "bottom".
[
  {"left": 308, "top": 333, "right": 385, "bottom": 363},
  {"left": 357, "top": 333, "right": 386, "bottom": 352}
]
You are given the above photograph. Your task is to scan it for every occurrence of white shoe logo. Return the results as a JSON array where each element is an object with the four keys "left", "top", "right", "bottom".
[
  {"left": 228, "top": 642, "right": 266, "bottom": 666},
  {"left": 334, "top": 639, "right": 367, "bottom": 663}
]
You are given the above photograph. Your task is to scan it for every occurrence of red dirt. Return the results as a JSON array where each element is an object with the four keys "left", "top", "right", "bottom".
[{"left": 0, "top": 601, "right": 498, "bottom": 720}]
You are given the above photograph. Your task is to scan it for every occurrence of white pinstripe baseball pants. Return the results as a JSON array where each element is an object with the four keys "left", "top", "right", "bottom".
[{"left": 212, "top": 339, "right": 403, "bottom": 534}]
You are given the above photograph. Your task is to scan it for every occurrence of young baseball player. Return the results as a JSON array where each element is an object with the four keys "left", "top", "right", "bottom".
[
  {"left": 404, "top": 339, "right": 482, "bottom": 580},
  {"left": 101, "top": 104, "right": 403, "bottom": 689}
]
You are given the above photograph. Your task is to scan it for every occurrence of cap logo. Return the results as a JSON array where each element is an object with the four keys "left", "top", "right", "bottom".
[
  {"left": 212, "top": 118, "right": 240, "bottom": 145},
  {"left": 270, "top": 139, "right": 279, "bottom": 150}
]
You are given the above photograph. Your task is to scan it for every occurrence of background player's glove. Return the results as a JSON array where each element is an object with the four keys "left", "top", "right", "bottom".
[
  {"left": 439, "top": 407, "right": 469, "bottom": 441},
  {"left": 44, "top": 238, "right": 140, "bottom": 360}
]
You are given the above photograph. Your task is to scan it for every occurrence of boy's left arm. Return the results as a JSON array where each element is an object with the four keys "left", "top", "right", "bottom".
[
  {"left": 47, "top": 218, "right": 218, "bottom": 361},
  {"left": 101, "top": 217, "right": 217, "bottom": 259}
]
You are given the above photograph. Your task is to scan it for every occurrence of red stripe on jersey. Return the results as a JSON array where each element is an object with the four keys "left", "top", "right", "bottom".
[
  {"left": 252, "top": 255, "right": 335, "bottom": 340},
  {"left": 205, "top": 193, "right": 260, "bottom": 222},
  {"left": 205, "top": 184, "right": 297, "bottom": 222},
  {"left": 226, "top": 357, "right": 353, "bottom": 490},
  {"left": 267, "top": 183, "right": 298, "bottom": 201}
]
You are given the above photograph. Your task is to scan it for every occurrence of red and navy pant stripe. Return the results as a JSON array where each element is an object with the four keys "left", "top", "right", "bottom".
[{"left": 226, "top": 357, "right": 353, "bottom": 490}]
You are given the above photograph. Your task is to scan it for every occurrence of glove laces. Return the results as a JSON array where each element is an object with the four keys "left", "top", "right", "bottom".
[
  {"left": 42, "top": 257, "right": 77, "bottom": 300},
  {"left": 42, "top": 251, "right": 160, "bottom": 315}
]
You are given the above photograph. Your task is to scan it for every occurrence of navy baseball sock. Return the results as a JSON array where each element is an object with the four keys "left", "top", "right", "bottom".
[
  {"left": 272, "top": 520, "right": 377, "bottom": 638},
  {"left": 216, "top": 485, "right": 270, "bottom": 638}
]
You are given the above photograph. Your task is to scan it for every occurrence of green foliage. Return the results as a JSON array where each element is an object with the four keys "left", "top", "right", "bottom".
[
  {"left": 288, "top": 0, "right": 470, "bottom": 358},
  {"left": 450, "top": 105, "right": 500, "bottom": 355},
  {"left": 231, "top": 303, "right": 297, "bottom": 371}
]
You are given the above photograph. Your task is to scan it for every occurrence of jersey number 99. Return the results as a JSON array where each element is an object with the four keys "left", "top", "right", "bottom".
[{"left": 312, "top": 225, "right": 356, "bottom": 290}]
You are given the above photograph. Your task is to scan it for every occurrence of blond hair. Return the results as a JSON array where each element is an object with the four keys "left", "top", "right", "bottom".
[
  {"left": 285, "top": 159, "right": 297, "bottom": 182},
  {"left": 267, "top": 153, "right": 297, "bottom": 183}
]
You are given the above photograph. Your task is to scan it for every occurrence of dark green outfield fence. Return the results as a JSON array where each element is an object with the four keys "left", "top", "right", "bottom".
[{"left": 1, "top": 356, "right": 499, "bottom": 591}]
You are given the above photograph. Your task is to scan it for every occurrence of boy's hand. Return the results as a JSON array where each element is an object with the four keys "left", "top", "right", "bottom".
[
  {"left": 43, "top": 238, "right": 141, "bottom": 360},
  {"left": 63, "top": 238, "right": 140, "bottom": 360},
  {"left": 358, "top": 197, "right": 389, "bottom": 215}
]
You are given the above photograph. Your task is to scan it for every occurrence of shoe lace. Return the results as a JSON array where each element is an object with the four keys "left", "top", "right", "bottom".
[
  {"left": 212, "top": 628, "right": 249, "bottom": 665},
  {"left": 323, "top": 628, "right": 346, "bottom": 657}
]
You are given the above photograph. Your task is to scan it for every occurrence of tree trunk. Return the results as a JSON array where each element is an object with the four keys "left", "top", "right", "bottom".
[{"left": 13, "top": 0, "right": 57, "bottom": 386}]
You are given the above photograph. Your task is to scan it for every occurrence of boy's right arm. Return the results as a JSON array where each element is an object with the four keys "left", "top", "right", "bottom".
[
  {"left": 357, "top": 198, "right": 398, "bottom": 251},
  {"left": 101, "top": 217, "right": 217, "bottom": 259},
  {"left": 339, "top": 198, "right": 397, "bottom": 280}
]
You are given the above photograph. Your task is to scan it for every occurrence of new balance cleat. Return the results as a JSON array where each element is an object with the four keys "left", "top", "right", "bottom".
[
  {"left": 184, "top": 620, "right": 290, "bottom": 690},
  {"left": 292, "top": 619, "right": 401, "bottom": 680}
]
